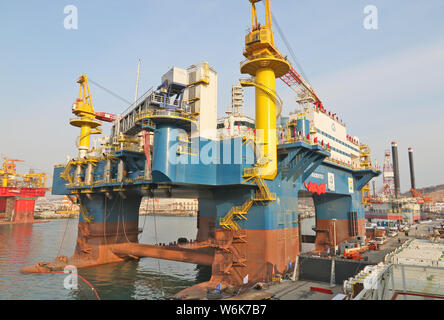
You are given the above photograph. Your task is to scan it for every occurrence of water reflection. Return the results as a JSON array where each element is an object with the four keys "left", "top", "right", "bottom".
[
  {"left": 0, "top": 217, "right": 211, "bottom": 300},
  {"left": 0, "top": 224, "right": 34, "bottom": 263}
]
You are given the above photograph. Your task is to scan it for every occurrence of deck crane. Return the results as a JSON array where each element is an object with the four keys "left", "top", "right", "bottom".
[
  {"left": 70, "top": 75, "right": 103, "bottom": 158},
  {"left": 69, "top": 75, "right": 120, "bottom": 158}
]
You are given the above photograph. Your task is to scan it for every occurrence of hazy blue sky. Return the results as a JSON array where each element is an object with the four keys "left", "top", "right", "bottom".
[{"left": 0, "top": 0, "right": 443, "bottom": 192}]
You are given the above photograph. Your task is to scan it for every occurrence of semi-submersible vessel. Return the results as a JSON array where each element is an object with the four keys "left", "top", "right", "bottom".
[{"left": 22, "top": 0, "right": 380, "bottom": 298}]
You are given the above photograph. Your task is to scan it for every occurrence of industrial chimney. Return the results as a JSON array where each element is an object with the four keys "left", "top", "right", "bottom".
[
  {"left": 391, "top": 141, "right": 401, "bottom": 198},
  {"left": 408, "top": 147, "right": 416, "bottom": 191}
]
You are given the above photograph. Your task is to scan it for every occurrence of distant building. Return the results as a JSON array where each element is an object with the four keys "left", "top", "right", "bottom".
[{"left": 140, "top": 198, "right": 198, "bottom": 217}]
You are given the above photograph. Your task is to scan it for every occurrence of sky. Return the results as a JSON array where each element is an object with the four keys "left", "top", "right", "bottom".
[{"left": 0, "top": 0, "right": 443, "bottom": 193}]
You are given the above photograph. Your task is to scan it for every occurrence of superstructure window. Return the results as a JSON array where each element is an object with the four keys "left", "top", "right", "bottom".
[{"left": 234, "top": 121, "right": 255, "bottom": 129}]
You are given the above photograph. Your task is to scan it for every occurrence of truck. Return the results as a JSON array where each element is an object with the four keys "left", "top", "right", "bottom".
[{"left": 375, "top": 237, "right": 385, "bottom": 245}]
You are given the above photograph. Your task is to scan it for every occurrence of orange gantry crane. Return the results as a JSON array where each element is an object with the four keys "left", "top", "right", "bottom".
[{"left": 410, "top": 188, "right": 433, "bottom": 204}]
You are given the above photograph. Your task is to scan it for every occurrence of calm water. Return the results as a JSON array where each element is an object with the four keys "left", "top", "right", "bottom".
[{"left": 0, "top": 216, "right": 211, "bottom": 300}]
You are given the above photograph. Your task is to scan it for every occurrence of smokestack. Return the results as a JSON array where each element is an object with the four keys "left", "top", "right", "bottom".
[
  {"left": 391, "top": 141, "right": 401, "bottom": 198},
  {"left": 408, "top": 147, "right": 416, "bottom": 191}
]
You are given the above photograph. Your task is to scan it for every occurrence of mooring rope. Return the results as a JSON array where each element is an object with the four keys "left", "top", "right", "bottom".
[
  {"left": 56, "top": 216, "right": 71, "bottom": 258},
  {"left": 138, "top": 196, "right": 148, "bottom": 241},
  {"left": 104, "top": 194, "right": 120, "bottom": 245},
  {"left": 121, "top": 197, "right": 131, "bottom": 243},
  {"left": 152, "top": 194, "right": 165, "bottom": 298}
]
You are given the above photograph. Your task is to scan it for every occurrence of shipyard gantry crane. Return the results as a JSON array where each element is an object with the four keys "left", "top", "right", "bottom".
[
  {"left": 23, "top": 171, "right": 48, "bottom": 188},
  {"left": 410, "top": 188, "right": 433, "bottom": 205},
  {"left": 0, "top": 157, "right": 24, "bottom": 187}
]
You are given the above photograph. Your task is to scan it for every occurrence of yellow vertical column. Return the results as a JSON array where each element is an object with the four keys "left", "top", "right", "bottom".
[
  {"left": 79, "top": 125, "right": 92, "bottom": 153},
  {"left": 255, "top": 67, "right": 277, "bottom": 180}
]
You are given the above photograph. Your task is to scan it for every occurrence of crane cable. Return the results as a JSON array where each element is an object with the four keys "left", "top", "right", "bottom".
[
  {"left": 88, "top": 78, "right": 133, "bottom": 106},
  {"left": 267, "top": 7, "right": 311, "bottom": 84},
  {"left": 121, "top": 196, "right": 132, "bottom": 244},
  {"left": 152, "top": 194, "right": 165, "bottom": 298},
  {"left": 56, "top": 215, "right": 71, "bottom": 258},
  {"left": 104, "top": 193, "right": 120, "bottom": 245},
  {"left": 138, "top": 196, "right": 148, "bottom": 242}
]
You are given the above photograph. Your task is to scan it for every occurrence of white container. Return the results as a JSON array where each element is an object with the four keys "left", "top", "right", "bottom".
[{"left": 161, "top": 67, "right": 188, "bottom": 85}]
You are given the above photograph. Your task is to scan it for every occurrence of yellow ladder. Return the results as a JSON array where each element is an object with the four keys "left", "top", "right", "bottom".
[
  {"left": 220, "top": 169, "right": 275, "bottom": 230},
  {"left": 220, "top": 199, "right": 254, "bottom": 231},
  {"left": 254, "top": 176, "right": 276, "bottom": 202}
]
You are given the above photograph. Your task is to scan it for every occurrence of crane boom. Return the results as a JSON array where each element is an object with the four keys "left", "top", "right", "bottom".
[
  {"left": 280, "top": 65, "right": 323, "bottom": 107},
  {"left": 258, "top": 1, "right": 324, "bottom": 108}
]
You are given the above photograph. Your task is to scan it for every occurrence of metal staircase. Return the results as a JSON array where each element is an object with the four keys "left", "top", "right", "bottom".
[
  {"left": 219, "top": 169, "right": 276, "bottom": 230},
  {"left": 218, "top": 113, "right": 278, "bottom": 280},
  {"left": 254, "top": 176, "right": 276, "bottom": 202},
  {"left": 220, "top": 199, "right": 254, "bottom": 231}
]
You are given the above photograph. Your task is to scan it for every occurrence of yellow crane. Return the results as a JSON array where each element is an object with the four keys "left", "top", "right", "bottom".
[
  {"left": 70, "top": 75, "right": 102, "bottom": 158},
  {"left": 0, "top": 157, "right": 24, "bottom": 187},
  {"left": 23, "top": 172, "right": 48, "bottom": 188},
  {"left": 241, "top": 0, "right": 290, "bottom": 180},
  {"left": 0, "top": 157, "right": 48, "bottom": 188}
]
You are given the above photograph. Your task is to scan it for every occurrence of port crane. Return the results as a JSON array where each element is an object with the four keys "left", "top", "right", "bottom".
[{"left": 0, "top": 158, "right": 24, "bottom": 187}]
